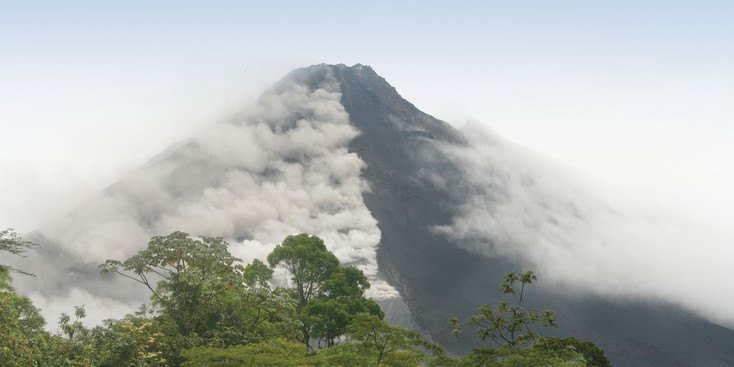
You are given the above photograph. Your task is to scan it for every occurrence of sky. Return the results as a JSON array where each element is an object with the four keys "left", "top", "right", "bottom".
[
  {"left": 1, "top": 1, "right": 733, "bottom": 312},
  {"left": 2, "top": 1, "right": 732, "bottom": 235},
  {"left": 2, "top": 1, "right": 733, "bottom": 233}
]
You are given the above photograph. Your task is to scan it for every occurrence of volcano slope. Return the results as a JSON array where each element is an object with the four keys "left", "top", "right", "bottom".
[
  {"left": 282, "top": 64, "right": 734, "bottom": 366},
  {"left": 11, "top": 63, "right": 734, "bottom": 366}
]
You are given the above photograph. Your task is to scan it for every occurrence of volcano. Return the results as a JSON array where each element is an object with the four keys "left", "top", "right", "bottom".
[{"left": 11, "top": 63, "right": 734, "bottom": 366}]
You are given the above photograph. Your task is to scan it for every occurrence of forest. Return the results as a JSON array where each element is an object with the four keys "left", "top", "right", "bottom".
[{"left": 1, "top": 228, "right": 609, "bottom": 366}]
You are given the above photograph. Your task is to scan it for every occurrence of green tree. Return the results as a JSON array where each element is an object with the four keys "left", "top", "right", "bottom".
[
  {"left": 0, "top": 227, "right": 37, "bottom": 279},
  {"left": 267, "top": 234, "right": 384, "bottom": 349},
  {"left": 208, "top": 286, "right": 300, "bottom": 347},
  {"left": 457, "top": 347, "right": 584, "bottom": 367},
  {"left": 99, "top": 232, "right": 305, "bottom": 365},
  {"left": 53, "top": 305, "right": 101, "bottom": 366},
  {"left": 267, "top": 234, "right": 339, "bottom": 348},
  {"left": 449, "top": 271, "right": 558, "bottom": 348},
  {"left": 95, "top": 318, "right": 169, "bottom": 367},
  {"left": 535, "top": 337, "right": 611, "bottom": 367},
  {"left": 0, "top": 268, "right": 52, "bottom": 367},
  {"left": 303, "top": 295, "right": 382, "bottom": 348},
  {"left": 449, "top": 271, "right": 591, "bottom": 367},
  {"left": 0, "top": 228, "right": 54, "bottom": 367},
  {"left": 267, "top": 234, "right": 339, "bottom": 308},
  {"left": 319, "top": 313, "right": 451, "bottom": 367},
  {"left": 58, "top": 305, "right": 89, "bottom": 341},
  {"left": 100, "top": 231, "right": 245, "bottom": 337},
  {"left": 181, "top": 338, "right": 318, "bottom": 367},
  {"left": 243, "top": 259, "right": 274, "bottom": 289},
  {"left": 305, "top": 265, "right": 383, "bottom": 348}
]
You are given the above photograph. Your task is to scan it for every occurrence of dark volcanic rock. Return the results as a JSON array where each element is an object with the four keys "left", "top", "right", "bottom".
[
  {"left": 301, "top": 63, "right": 734, "bottom": 367},
  {"left": 13, "top": 63, "right": 734, "bottom": 367}
]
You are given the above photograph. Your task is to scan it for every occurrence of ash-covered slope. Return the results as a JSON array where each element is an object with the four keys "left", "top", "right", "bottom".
[
  {"left": 305, "top": 64, "right": 734, "bottom": 366},
  {"left": 11, "top": 63, "right": 734, "bottom": 366},
  {"left": 14, "top": 68, "right": 398, "bottom": 325}
]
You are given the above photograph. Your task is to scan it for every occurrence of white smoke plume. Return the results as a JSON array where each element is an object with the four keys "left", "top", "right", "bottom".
[
  {"left": 435, "top": 121, "right": 734, "bottom": 327},
  {"left": 29, "top": 79, "right": 397, "bottom": 326}
]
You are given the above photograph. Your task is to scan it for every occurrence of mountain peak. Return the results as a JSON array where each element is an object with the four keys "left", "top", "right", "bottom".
[
  {"left": 13, "top": 63, "right": 734, "bottom": 367},
  {"left": 266, "top": 63, "right": 464, "bottom": 145}
]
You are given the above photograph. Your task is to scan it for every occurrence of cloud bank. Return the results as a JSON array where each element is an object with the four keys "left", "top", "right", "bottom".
[
  {"left": 435, "top": 122, "right": 734, "bottom": 327},
  {"left": 26, "top": 78, "right": 396, "bottom": 326}
]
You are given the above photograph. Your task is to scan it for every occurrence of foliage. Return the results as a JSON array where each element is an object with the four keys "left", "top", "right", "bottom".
[
  {"left": 181, "top": 338, "right": 316, "bottom": 366},
  {"left": 329, "top": 312, "right": 449, "bottom": 366},
  {"left": 58, "top": 305, "right": 88, "bottom": 341},
  {"left": 535, "top": 337, "right": 611, "bottom": 367},
  {"left": 0, "top": 228, "right": 609, "bottom": 367},
  {"left": 0, "top": 228, "right": 38, "bottom": 284},
  {"left": 457, "top": 347, "right": 585, "bottom": 367},
  {"left": 447, "top": 271, "right": 600, "bottom": 367},
  {"left": 0, "top": 228, "right": 36, "bottom": 256},
  {"left": 304, "top": 296, "right": 383, "bottom": 348},
  {"left": 205, "top": 286, "right": 300, "bottom": 347},
  {"left": 109, "top": 319, "right": 169, "bottom": 366},
  {"left": 0, "top": 275, "right": 50, "bottom": 366},
  {"left": 98, "top": 231, "right": 308, "bottom": 365},
  {"left": 449, "top": 271, "right": 558, "bottom": 348},
  {"left": 268, "top": 233, "right": 383, "bottom": 349},
  {"left": 100, "top": 231, "right": 246, "bottom": 337},
  {"left": 267, "top": 233, "right": 340, "bottom": 308},
  {"left": 0, "top": 228, "right": 52, "bottom": 366},
  {"left": 243, "top": 259, "right": 273, "bottom": 289}
]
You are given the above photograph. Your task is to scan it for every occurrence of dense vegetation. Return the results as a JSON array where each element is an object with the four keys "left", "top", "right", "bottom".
[{"left": 1, "top": 228, "right": 609, "bottom": 366}]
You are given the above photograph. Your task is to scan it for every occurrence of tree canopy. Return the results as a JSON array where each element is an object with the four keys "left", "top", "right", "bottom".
[
  {"left": 100, "top": 231, "right": 246, "bottom": 337},
  {"left": 0, "top": 227, "right": 37, "bottom": 279},
  {"left": 0, "top": 227, "right": 608, "bottom": 367},
  {"left": 448, "top": 271, "right": 609, "bottom": 366},
  {"left": 268, "top": 233, "right": 383, "bottom": 349}
]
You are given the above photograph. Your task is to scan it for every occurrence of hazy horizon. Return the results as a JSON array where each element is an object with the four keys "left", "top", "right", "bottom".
[{"left": 2, "top": 1, "right": 733, "bottom": 329}]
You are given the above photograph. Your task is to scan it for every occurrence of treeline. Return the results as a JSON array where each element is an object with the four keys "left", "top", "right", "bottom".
[{"left": 1, "top": 229, "right": 609, "bottom": 366}]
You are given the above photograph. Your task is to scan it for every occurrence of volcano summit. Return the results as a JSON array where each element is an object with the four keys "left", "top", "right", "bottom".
[{"left": 10, "top": 63, "right": 734, "bottom": 366}]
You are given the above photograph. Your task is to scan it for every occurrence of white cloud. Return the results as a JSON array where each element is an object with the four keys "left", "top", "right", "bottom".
[
  {"left": 29, "top": 288, "right": 139, "bottom": 331},
  {"left": 27, "top": 76, "right": 397, "bottom": 328},
  {"left": 435, "top": 122, "right": 734, "bottom": 327}
]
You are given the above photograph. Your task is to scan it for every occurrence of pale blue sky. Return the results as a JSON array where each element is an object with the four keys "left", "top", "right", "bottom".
[{"left": 1, "top": 1, "right": 733, "bottom": 233}]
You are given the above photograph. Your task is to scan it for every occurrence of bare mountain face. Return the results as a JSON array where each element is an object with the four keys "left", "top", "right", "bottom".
[{"left": 11, "top": 64, "right": 734, "bottom": 366}]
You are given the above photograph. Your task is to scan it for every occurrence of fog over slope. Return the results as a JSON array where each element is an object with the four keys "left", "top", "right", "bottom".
[
  {"left": 436, "top": 122, "right": 734, "bottom": 328},
  {"left": 6, "top": 63, "right": 734, "bottom": 340},
  {"left": 11, "top": 75, "right": 397, "bottom": 327}
]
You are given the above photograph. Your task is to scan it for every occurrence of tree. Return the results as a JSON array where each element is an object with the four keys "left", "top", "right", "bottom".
[
  {"left": 0, "top": 268, "right": 51, "bottom": 366},
  {"left": 0, "top": 228, "right": 36, "bottom": 258},
  {"left": 303, "top": 295, "right": 383, "bottom": 348},
  {"left": 0, "top": 227, "right": 53, "bottom": 366},
  {"left": 54, "top": 305, "right": 98, "bottom": 366},
  {"left": 457, "top": 347, "right": 584, "bottom": 367},
  {"left": 267, "top": 234, "right": 339, "bottom": 308},
  {"left": 305, "top": 264, "right": 383, "bottom": 348},
  {"left": 267, "top": 234, "right": 340, "bottom": 348},
  {"left": 209, "top": 285, "right": 300, "bottom": 347},
  {"left": 449, "top": 271, "right": 590, "bottom": 366},
  {"left": 243, "top": 259, "right": 274, "bottom": 290},
  {"left": 100, "top": 231, "right": 245, "bottom": 337},
  {"left": 58, "top": 305, "right": 88, "bottom": 341},
  {"left": 535, "top": 337, "right": 611, "bottom": 367},
  {"left": 91, "top": 318, "right": 169, "bottom": 367},
  {"left": 319, "top": 313, "right": 450, "bottom": 367},
  {"left": 0, "top": 227, "right": 37, "bottom": 280},
  {"left": 449, "top": 271, "right": 558, "bottom": 348},
  {"left": 267, "top": 234, "right": 384, "bottom": 350},
  {"left": 181, "top": 338, "right": 317, "bottom": 367}
]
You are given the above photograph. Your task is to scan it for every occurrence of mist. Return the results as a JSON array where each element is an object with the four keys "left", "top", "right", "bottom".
[
  {"left": 435, "top": 121, "right": 734, "bottom": 328},
  {"left": 9, "top": 75, "right": 397, "bottom": 328},
  {"left": 3, "top": 63, "right": 732, "bottom": 334}
]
